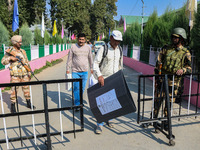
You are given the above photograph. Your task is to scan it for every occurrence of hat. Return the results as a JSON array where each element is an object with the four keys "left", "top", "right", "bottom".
[
  {"left": 111, "top": 30, "right": 123, "bottom": 41},
  {"left": 11, "top": 35, "right": 22, "bottom": 45}
]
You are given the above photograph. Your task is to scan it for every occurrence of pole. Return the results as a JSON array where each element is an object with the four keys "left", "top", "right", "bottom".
[{"left": 141, "top": 0, "right": 144, "bottom": 49}]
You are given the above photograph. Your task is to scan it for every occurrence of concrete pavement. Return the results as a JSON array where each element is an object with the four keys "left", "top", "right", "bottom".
[{"left": 0, "top": 55, "right": 200, "bottom": 150}]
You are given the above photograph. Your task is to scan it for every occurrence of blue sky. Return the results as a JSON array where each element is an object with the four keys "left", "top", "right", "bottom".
[
  {"left": 114, "top": 0, "right": 199, "bottom": 20},
  {"left": 47, "top": 0, "right": 199, "bottom": 20}
]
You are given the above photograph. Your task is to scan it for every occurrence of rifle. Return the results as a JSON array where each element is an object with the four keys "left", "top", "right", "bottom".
[
  {"left": 6, "top": 49, "right": 39, "bottom": 81},
  {"left": 155, "top": 63, "right": 162, "bottom": 96}
]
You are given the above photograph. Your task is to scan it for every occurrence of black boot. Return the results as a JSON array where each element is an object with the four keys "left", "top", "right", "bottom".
[
  {"left": 26, "top": 99, "right": 36, "bottom": 109},
  {"left": 11, "top": 103, "right": 16, "bottom": 113}
]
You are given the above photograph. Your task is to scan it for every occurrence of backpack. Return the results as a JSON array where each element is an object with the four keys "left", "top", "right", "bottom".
[{"left": 99, "top": 44, "right": 123, "bottom": 68}]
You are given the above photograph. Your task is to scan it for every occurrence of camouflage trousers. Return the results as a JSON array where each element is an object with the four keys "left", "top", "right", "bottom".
[
  {"left": 153, "top": 86, "right": 178, "bottom": 118},
  {"left": 10, "top": 75, "right": 30, "bottom": 104}
]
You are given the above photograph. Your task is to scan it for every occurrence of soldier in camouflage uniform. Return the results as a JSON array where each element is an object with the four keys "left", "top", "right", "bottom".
[
  {"left": 1, "top": 35, "right": 35, "bottom": 113},
  {"left": 153, "top": 27, "right": 192, "bottom": 130}
]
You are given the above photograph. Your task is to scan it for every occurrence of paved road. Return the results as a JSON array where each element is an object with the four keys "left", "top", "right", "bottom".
[{"left": 0, "top": 55, "right": 200, "bottom": 150}]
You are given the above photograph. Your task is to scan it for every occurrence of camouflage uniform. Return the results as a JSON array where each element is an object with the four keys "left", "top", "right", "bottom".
[
  {"left": 154, "top": 44, "right": 192, "bottom": 117},
  {"left": 1, "top": 47, "right": 31, "bottom": 104}
]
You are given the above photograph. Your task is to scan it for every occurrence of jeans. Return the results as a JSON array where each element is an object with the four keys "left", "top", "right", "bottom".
[
  {"left": 97, "top": 122, "right": 104, "bottom": 126},
  {"left": 72, "top": 72, "right": 88, "bottom": 106}
]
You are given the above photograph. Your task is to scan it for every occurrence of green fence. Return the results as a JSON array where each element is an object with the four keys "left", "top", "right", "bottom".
[
  {"left": 0, "top": 45, "right": 4, "bottom": 70},
  {"left": 56, "top": 44, "right": 59, "bottom": 53},
  {"left": 0, "top": 43, "right": 71, "bottom": 71},
  {"left": 39, "top": 45, "right": 45, "bottom": 58},
  {"left": 139, "top": 49, "right": 150, "bottom": 64},
  {"left": 61, "top": 44, "right": 63, "bottom": 51},
  {"left": 21, "top": 45, "right": 31, "bottom": 61},
  {"left": 49, "top": 45, "right": 53, "bottom": 55},
  {"left": 127, "top": 46, "right": 133, "bottom": 58}
]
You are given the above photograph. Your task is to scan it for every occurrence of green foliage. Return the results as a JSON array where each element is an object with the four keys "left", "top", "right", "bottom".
[
  {"left": 172, "top": 5, "right": 189, "bottom": 33},
  {"left": 123, "top": 22, "right": 141, "bottom": 47},
  {"left": 151, "top": 8, "right": 175, "bottom": 47},
  {"left": 19, "top": 23, "right": 34, "bottom": 46},
  {"left": 51, "top": 34, "right": 62, "bottom": 44},
  {"left": 44, "top": 30, "right": 51, "bottom": 45},
  {"left": 46, "top": 61, "right": 52, "bottom": 67},
  {"left": 34, "top": 27, "right": 43, "bottom": 45},
  {"left": 143, "top": 9, "right": 158, "bottom": 48},
  {"left": 191, "top": 4, "right": 200, "bottom": 59},
  {"left": 0, "top": 0, "right": 46, "bottom": 37},
  {"left": 0, "top": 1, "right": 12, "bottom": 37},
  {"left": 89, "top": 0, "right": 117, "bottom": 40},
  {"left": 0, "top": 21, "right": 9, "bottom": 46},
  {"left": 2, "top": 87, "right": 11, "bottom": 92}
]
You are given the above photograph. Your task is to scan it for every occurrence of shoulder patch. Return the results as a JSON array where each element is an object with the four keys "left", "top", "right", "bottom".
[{"left": 182, "top": 47, "right": 189, "bottom": 53}]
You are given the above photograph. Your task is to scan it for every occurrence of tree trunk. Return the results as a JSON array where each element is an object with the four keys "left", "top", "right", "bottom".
[{"left": 8, "top": 0, "right": 12, "bottom": 12}]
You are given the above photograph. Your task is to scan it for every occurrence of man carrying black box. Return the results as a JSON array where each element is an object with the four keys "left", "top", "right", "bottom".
[{"left": 93, "top": 30, "right": 123, "bottom": 134}]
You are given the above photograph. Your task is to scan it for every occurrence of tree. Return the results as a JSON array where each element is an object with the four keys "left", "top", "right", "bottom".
[
  {"left": 172, "top": 4, "right": 189, "bottom": 44},
  {"left": 143, "top": 9, "right": 158, "bottom": 48},
  {"left": 44, "top": 30, "right": 51, "bottom": 45},
  {"left": 19, "top": 23, "right": 34, "bottom": 46},
  {"left": 90, "top": 0, "right": 117, "bottom": 40},
  {"left": 151, "top": 7, "right": 175, "bottom": 47},
  {"left": 191, "top": 4, "right": 200, "bottom": 60},
  {"left": 0, "top": 21, "right": 10, "bottom": 46},
  {"left": 34, "top": 27, "right": 43, "bottom": 45},
  {"left": 123, "top": 22, "right": 141, "bottom": 47}
]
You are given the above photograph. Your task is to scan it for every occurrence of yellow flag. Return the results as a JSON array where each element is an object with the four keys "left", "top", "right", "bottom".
[
  {"left": 52, "top": 20, "right": 58, "bottom": 36},
  {"left": 97, "top": 36, "right": 100, "bottom": 41}
]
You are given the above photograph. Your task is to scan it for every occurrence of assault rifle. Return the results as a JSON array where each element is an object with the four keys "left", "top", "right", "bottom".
[
  {"left": 6, "top": 49, "right": 39, "bottom": 81},
  {"left": 155, "top": 63, "right": 162, "bottom": 99}
]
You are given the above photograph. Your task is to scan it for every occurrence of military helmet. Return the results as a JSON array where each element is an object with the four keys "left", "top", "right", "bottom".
[{"left": 172, "top": 27, "right": 187, "bottom": 40}]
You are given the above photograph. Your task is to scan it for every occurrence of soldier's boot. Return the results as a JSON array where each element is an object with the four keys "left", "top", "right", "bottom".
[
  {"left": 11, "top": 103, "right": 16, "bottom": 113},
  {"left": 26, "top": 99, "right": 36, "bottom": 109}
]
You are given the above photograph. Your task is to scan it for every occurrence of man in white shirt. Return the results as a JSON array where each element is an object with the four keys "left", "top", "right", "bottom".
[{"left": 93, "top": 30, "right": 123, "bottom": 134}]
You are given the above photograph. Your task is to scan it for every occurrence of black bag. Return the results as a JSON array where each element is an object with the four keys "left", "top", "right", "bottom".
[{"left": 87, "top": 70, "right": 136, "bottom": 123}]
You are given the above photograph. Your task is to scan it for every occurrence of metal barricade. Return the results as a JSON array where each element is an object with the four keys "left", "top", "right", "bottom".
[
  {"left": 0, "top": 78, "right": 84, "bottom": 150},
  {"left": 137, "top": 73, "right": 200, "bottom": 146}
]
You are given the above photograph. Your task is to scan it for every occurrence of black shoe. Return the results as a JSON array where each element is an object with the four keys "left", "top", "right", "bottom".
[
  {"left": 26, "top": 99, "right": 36, "bottom": 109},
  {"left": 106, "top": 121, "right": 114, "bottom": 128},
  {"left": 175, "top": 98, "right": 181, "bottom": 104},
  {"left": 141, "top": 123, "right": 150, "bottom": 129},
  {"left": 11, "top": 103, "right": 16, "bottom": 113},
  {"left": 163, "top": 121, "right": 169, "bottom": 131}
]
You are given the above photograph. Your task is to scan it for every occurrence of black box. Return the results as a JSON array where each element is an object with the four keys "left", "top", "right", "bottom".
[{"left": 87, "top": 70, "right": 136, "bottom": 123}]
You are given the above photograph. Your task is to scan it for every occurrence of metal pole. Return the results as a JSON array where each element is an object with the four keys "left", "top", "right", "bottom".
[
  {"left": 164, "top": 75, "right": 174, "bottom": 145},
  {"left": 79, "top": 79, "right": 84, "bottom": 129},
  {"left": 141, "top": 0, "right": 144, "bottom": 48},
  {"left": 43, "top": 83, "right": 52, "bottom": 150},
  {"left": 30, "top": 86, "right": 37, "bottom": 144},
  {"left": 0, "top": 88, "right": 9, "bottom": 149},
  {"left": 137, "top": 76, "right": 141, "bottom": 123}
]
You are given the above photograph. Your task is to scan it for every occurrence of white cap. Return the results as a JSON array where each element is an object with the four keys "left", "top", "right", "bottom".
[{"left": 111, "top": 30, "right": 123, "bottom": 41}]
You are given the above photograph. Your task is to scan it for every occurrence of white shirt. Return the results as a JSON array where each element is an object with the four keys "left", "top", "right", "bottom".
[{"left": 93, "top": 43, "right": 123, "bottom": 79}]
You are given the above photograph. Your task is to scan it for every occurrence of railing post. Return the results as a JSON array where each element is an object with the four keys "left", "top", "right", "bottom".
[
  {"left": 43, "top": 83, "right": 52, "bottom": 150},
  {"left": 164, "top": 75, "right": 174, "bottom": 145}
]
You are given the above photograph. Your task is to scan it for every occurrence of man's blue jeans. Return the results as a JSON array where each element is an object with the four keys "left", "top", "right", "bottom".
[{"left": 72, "top": 72, "right": 88, "bottom": 106}]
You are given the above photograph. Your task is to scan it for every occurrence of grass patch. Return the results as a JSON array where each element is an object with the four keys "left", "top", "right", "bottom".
[
  {"left": 2, "top": 87, "right": 11, "bottom": 92},
  {"left": 33, "top": 58, "right": 63, "bottom": 75}
]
